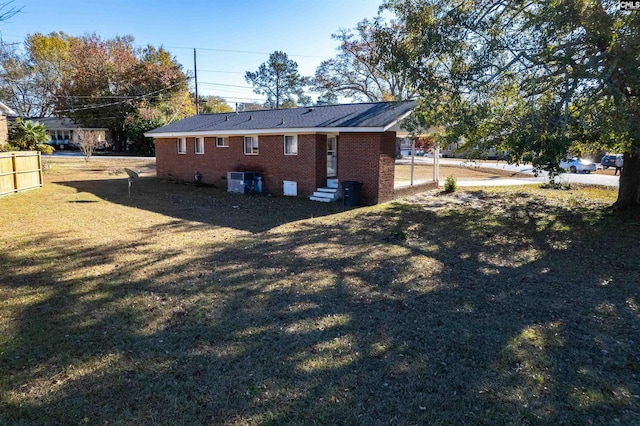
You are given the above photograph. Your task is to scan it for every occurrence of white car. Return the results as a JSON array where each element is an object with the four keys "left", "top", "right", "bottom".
[{"left": 559, "top": 158, "right": 596, "bottom": 174}]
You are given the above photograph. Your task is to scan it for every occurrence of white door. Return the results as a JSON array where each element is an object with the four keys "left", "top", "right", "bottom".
[{"left": 327, "top": 136, "right": 337, "bottom": 177}]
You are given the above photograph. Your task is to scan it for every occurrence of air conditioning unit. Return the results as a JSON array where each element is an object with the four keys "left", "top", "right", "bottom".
[{"left": 227, "top": 171, "right": 255, "bottom": 194}]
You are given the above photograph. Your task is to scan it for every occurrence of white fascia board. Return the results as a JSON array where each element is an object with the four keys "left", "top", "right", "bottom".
[
  {"left": 382, "top": 109, "right": 414, "bottom": 132},
  {"left": 144, "top": 126, "right": 387, "bottom": 138},
  {"left": 0, "top": 101, "right": 17, "bottom": 116}
]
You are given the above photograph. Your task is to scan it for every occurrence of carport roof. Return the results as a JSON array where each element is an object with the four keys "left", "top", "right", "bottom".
[{"left": 145, "top": 100, "right": 416, "bottom": 137}]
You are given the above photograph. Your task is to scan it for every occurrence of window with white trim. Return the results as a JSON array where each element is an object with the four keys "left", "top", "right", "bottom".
[
  {"left": 195, "top": 137, "right": 204, "bottom": 154},
  {"left": 244, "top": 136, "right": 259, "bottom": 155},
  {"left": 284, "top": 135, "right": 298, "bottom": 155},
  {"left": 177, "top": 137, "right": 186, "bottom": 154},
  {"left": 216, "top": 137, "right": 229, "bottom": 147}
]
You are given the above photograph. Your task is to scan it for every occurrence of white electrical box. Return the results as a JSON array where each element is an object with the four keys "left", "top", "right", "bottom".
[{"left": 283, "top": 180, "right": 297, "bottom": 196}]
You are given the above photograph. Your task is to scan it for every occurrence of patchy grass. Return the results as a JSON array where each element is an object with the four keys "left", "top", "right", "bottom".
[
  {"left": 1, "top": 158, "right": 639, "bottom": 425},
  {"left": 395, "top": 162, "right": 531, "bottom": 183}
]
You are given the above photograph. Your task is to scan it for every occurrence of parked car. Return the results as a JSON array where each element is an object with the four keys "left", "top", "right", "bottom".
[
  {"left": 559, "top": 158, "right": 597, "bottom": 174},
  {"left": 601, "top": 154, "right": 623, "bottom": 169}
]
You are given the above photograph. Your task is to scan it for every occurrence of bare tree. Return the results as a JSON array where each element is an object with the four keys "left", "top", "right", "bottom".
[
  {"left": 313, "top": 18, "right": 418, "bottom": 103},
  {"left": 76, "top": 129, "right": 102, "bottom": 161},
  {"left": 0, "top": 1, "right": 21, "bottom": 22}
]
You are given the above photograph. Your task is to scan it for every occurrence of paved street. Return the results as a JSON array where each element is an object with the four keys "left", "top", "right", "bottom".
[
  {"left": 51, "top": 151, "right": 154, "bottom": 161},
  {"left": 400, "top": 157, "right": 620, "bottom": 187}
]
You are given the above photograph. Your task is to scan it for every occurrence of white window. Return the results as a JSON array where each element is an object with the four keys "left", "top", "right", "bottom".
[
  {"left": 177, "top": 137, "right": 186, "bottom": 154},
  {"left": 195, "top": 137, "right": 204, "bottom": 154},
  {"left": 284, "top": 135, "right": 298, "bottom": 155},
  {"left": 216, "top": 137, "right": 229, "bottom": 147},
  {"left": 244, "top": 136, "right": 259, "bottom": 155}
]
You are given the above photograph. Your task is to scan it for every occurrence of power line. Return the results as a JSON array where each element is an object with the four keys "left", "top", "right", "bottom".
[
  {"left": 197, "top": 69, "right": 246, "bottom": 75},
  {"left": 0, "top": 33, "right": 332, "bottom": 60},
  {"left": 164, "top": 45, "right": 329, "bottom": 60},
  {"left": 199, "top": 81, "right": 255, "bottom": 90},
  {"left": 1, "top": 33, "right": 333, "bottom": 60},
  {"left": 202, "top": 95, "right": 266, "bottom": 103},
  {"left": 54, "top": 79, "right": 188, "bottom": 113}
]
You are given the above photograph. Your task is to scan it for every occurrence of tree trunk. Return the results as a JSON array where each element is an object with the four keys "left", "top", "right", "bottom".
[
  {"left": 110, "top": 127, "right": 126, "bottom": 152},
  {"left": 114, "top": 133, "right": 123, "bottom": 152},
  {"left": 613, "top": 151, "right": 640, "bottom": 210}
]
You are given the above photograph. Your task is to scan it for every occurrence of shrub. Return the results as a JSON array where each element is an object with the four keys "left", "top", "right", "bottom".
[
  {"left": 444, "top": 175, "right": 457, "bottom": 192},
  {"left": 9, "top": 118, "right": 49, "bottom": 150},
  {"left": 0, "top": 142, "right": 54, "bottom": 154},
  {"left": 36, "top": 143, "right": 55, "bottom": 155}
]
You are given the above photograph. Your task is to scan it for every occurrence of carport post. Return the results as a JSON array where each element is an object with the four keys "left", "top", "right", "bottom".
[
  {"left": 434, "top": 143, "right": 440, "bottom": 184},
  {"left": 410, "top": 137, "right": 415, "bottom": 186}
]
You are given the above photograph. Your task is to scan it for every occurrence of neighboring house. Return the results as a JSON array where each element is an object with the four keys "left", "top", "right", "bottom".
[
  {"left": 145, "top": 101, "right": 417, "bottom": 205},
  {"left": 27, "top": 117, "right": 110, "bottom": 150},
  {"left": 440, "top": 140, "right": 506, "bottom": 159},
  {"left": 0, "top": 101, "right": 17, "bottom": 145},
  {"left": 398, "top": 138, "right": 413, "bottom": 157},
  {"left": 398, "top": 136, "right": 436, "bottom": 157}
]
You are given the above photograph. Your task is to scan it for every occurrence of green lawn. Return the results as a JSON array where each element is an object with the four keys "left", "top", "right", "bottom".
[{"left": 1, "top": 158, "right": 639, "bottom": 425}]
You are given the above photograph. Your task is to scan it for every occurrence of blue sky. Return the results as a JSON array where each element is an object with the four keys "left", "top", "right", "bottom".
[{"left": 0, "top": 0, "right": 385, "bottom": 106}]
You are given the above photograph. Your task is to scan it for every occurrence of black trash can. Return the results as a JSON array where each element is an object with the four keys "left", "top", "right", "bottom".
[{"left": 342, "top": 180, "right": 363, "bottom": 206}]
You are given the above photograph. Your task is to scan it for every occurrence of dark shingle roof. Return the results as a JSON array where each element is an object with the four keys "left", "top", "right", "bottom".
[
  {"left": 145, "top": 100, "right": 415, "bottom": 136},
  {"left": 13, "top": 117, "right": 108, "bottom": 131},
  {"left": 28, "top": 117, "right": 77, "bottom": 130}
]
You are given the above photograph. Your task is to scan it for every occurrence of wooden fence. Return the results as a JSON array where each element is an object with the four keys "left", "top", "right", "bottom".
[{"left": 0, "top": 151, "right": 43, "bottom": 196}]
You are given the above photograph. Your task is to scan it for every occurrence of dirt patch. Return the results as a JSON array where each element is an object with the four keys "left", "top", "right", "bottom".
[{"left": 395, "top": 163, "right": 530, "bottom": 183}]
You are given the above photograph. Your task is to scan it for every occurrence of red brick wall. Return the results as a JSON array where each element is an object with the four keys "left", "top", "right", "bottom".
[
  {"left": 315, "top": 134, "right": 328, "bottom": 188},
  {"left": 337, "top": 132, "right": 383, "bottom": 205},
  {"left": 378, "top": 131, "right": 397, "bottom": 203},
  {"left": 237, "top": 134, "right": 318, "bottom": 196},
  {"left": 155, "top": 131, "right": 398, "bottom": 204},
  {"left": 156, "top": 137, "right": 229, "bottom": 183},
  {"left": 0, "top": 116, "right": 8, "bottom": 145},
  {"left": 155, "top": 135, "right": 321, "bottom": 196}
]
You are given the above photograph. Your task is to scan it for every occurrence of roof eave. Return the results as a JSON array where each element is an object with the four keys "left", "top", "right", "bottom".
[
  {"left": 0, "top": 101, "right": 17, "bottom": 116},
  {"left": 46, "top": 126, "right": 110, "bottom": 131},
  {"left": 382, "top": 108, "right": 414, "bottom": 132},
  {"left": 144, "top": 126, "right": 389, "bottom": 138}
]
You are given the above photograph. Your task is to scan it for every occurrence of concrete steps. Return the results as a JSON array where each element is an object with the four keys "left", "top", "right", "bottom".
[{"left": 309, "top": 187, "right": 339, "bottom": 202}]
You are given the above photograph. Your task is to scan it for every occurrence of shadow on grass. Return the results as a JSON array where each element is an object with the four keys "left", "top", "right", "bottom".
[
  {"left": 1, "top": 189, "right": 640, "bottom": 424},
  {"left": 59, "top": 177, "right": 349, "bottom": 233}
]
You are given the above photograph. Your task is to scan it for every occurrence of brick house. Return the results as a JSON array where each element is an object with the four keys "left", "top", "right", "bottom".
[
  {"left": 145, "top": 101, "right": 417, "bottom": 205},
  {"left": 31, "top": 117, "right": 110, "bottom": 150},
  {"left": 0, "top": 101, "right": 17, "bottom": 145}
]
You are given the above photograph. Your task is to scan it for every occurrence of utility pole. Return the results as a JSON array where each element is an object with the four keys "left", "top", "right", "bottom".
[{"left": 194, "top": 48, "right": 199, "bottom": 114}]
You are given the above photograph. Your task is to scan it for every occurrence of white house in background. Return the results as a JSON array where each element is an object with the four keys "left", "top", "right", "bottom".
[
  {"left": 0, "top": 101, "right": 17, "bottom": 145},
  {"left": 30, "top": 117, "right": 110, "bottom": 149},
  {"left": 440, "top": 142, "right": 507, "bottom": 159}
]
